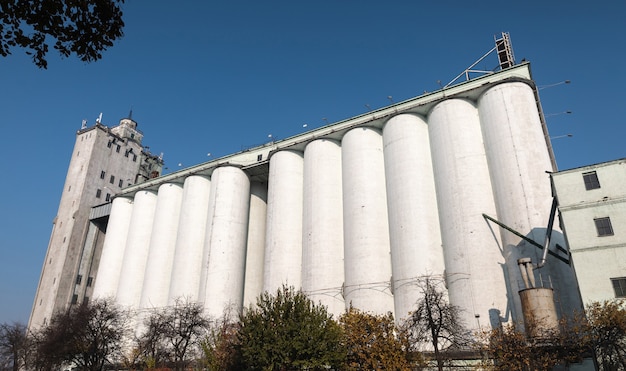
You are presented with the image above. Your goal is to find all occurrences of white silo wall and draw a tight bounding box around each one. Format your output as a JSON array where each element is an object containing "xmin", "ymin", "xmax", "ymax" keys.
[
  {"xmin": 201, "ymin": 166, "xmax": 251, "ymax": 318},
  {"xmin": 168, "ymin": 175, "xmax": 211, "ymax": 305},
  {"xmin": 383, "ymin": 114, "xmax": 444, "ymax": 321},
  {"xmin": 264, "ymin": 150, "xmax": 304, "ymax": 292},
  {"xmin": 115, "ymin": 190, "xmax": 158, "ymax": 308},
  {"xmin": 92, "ymin": 196, "xmax": 134, "ymax": 300},
  {"xmin": 302, "ymin": 139, "xmax": 345, "ymax": 317},
  {"xmin": 342, "ymin": 127, "xmax": 394, "ymax": 315},
  {"xmin": 428, "ymin": 99, "xmax": 507, "ymax": 331},
  {"xmin": 243, "ymin": 181, "xmax": 268, "ymax": 307},
  {"xmin": 478, "ymin": 82, "xmax": 581, "ymax": 319},
  {"xmin": 139, "ymin": 183, "xmax": 183, "ymax": 310}
]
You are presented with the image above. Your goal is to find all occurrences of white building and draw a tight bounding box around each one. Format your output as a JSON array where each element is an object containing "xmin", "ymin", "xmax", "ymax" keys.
[
  {"xmin": 29, "ymin": 116, "xmax": 163, "ymax": 329},
  {"xmin": 84, "ymin": 61, "xmax": 582, "ymax": 331},
  {"xmin": 552, "ymin": 159, "xmax": 626, "ymax": 304}
]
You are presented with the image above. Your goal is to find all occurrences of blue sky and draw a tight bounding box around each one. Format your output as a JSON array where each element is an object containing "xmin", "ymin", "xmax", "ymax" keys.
[{"xmin": 0, "ymin": 1, "xmax": 624, "ymax": 324}]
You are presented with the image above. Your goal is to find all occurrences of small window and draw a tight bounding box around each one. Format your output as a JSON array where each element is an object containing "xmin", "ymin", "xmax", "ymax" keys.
[
  {"xmin": 76, "ymin": 275, "xmax": 82, "ymax": 285},
  {"xmin": 110, "ymin": 175, "xmax": 115, "ymax": 184},
  {"xmin": 86, "ymin": 277, "xmax": 93, "ymax": 287},
  {"xmin": 71, "ymin": 294, "xmax": 78, "ymax": 304},
  {"xmin": 124, "ymin": 150, "xmax": 129, "ymax": 158},
  {"xmin": 133, "ymin": 154, "xmax": 137, "ymax": 162},
  {"xmin": 583, "ymin": 171, "xmax": 601, "ymax": 190},
  {"xmin": 100, "ymin": 170, "xmax": 106, "ymax": 179},
  {"xmin": 96, "ymin": 189, "xmax": 102, "ymax": 198},
  {"xmin": 107, "ymin": 141, "xmax": 112, "ymax": 148},
  {"xmin": 116, "ymin": 145, "xmax": 121, "ymax": 153},
  {"xmin": 257, "ymin": 154, "xmax": 263, "ymax": 161},
  {"xmin": 131, "ymin": 133, "xmax": 135, "ymax": 139},
  {"xmin": 67, "ymin": 185, "xmax": 71, "ymax": 192},
  {"xmin": 611, "ymin": 278, "xmax": 626, "ymax": 298},
  {"xmin": 118, "ymin": 179, "xmax": 123, "ymax": 187},
  {"xmin": 594, "ymin": 217, "xmax": 614, "ymax": 236},
  {"xmin": 105, "ymin": 193, "xmax": 111, "ymax": 202}
]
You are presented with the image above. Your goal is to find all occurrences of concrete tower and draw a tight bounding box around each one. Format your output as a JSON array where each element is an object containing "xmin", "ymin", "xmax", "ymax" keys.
[{"xmin": 29, "ymin": 115, "xmax": 163, "ymax": 329}]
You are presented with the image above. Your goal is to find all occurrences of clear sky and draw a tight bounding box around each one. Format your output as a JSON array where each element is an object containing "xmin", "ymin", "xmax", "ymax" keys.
[{"xmin": 0, "ymin": 1, "xmax": 624, "ymax": 325}]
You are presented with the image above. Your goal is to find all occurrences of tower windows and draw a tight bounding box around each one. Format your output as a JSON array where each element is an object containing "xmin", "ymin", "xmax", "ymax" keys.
[
  {"xmin": 583, "ymin": 171, "xmax": 600, "ymax": 190},
  {"xmin": 133, "ymin": 154, "xmax": 137, "ymax": 162},
  {"xmin": 124, "ymin": 150, "xmax": 129, "ymax": 158},
  {"xmin": 105, "ymin": 193, "xmax": 111, "ymax": 202},
  {"xmin": 76, "ymin": 275, "xmax": 82, "ymax": 285},
  {"xmin": 100, "ymin": 170, "xmax": 106, "ymax": 179},
  {"xmin": 110, "ymin": 175, "xmax": 115, "ymax": 184},
  {"xmin": 594, "ymin": 217, "xmax": 614, "ymax": 236},
  {"xmin": 116, "ymin": 145, "xmax": 121, "ymax": 153},
  {"xmin": 118, "ymin": 179, "xmax": 123, "ymax": 187},
  {"xmin": 612, "ymin": 278, "xmax": 626, "ymax": 298},
  {"xmin": 96, "ymin": 189, "xmax": 102, "ymax": 198},
  {"xmin": 107, "ymin": 141, "xmax": 112, "ymax": 148}
]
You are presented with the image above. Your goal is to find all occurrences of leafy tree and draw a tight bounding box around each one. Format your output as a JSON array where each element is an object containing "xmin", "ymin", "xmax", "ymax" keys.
[
  {"xmin": 34, "ymin": 299, "xmax": 128, "ymax": 371},
  {"xmin": 480, "ymin": 314, "xmax": 592, "ymax": 371},
  {"xmin": 0, "ymin": 0, "xmax": 125, "ymax": 68},
  {"xmin": 587, "ymin": 300, "xmax": 626, "ymax": 370},
  {"xmin": 0, "ymin": 322, "xmax": 30, "ymax": 371},
  {"xmin": 404, "ymin": 277, "xmax": 469, "ymax": 371},
  {"xmin": 138, "ymin": 299, "xmax": 210, "ymax": 371},
  {"xmin": 339, "ymin": 307, "xmax": 416, "ymax": 370},
  {"xmin": 237, "ymin": 285, "xmax": 345, "ymax": 370}
]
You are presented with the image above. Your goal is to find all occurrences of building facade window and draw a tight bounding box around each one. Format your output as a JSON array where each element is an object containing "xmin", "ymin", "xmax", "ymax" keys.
[
  {"xmin": 100, "ymin": 170, "xmax": 106, "ymax": 179},
  {"xmin": 76, "ymin": 275, "xmax": 82, "ymax": 285},
  {"xmin": 116, "ymin": 145, "xmax": 121, "ymax": 153},
  {"xmin": 612, "ymin": 277, "xmax": 626, "ymax": 298},
  {"xmin": 71, "ymin": 294, "xmax": 78, "ymax": 304},
  {"xmin": 110, "ymin": 175, "xmax": 115, "ymax": 184},
  {"xmin": 583, "ymin": 171, "xmax": 601, "ymax": 190},
  {"xmin": 118, "ymin": 179, "xmax": 123, "ymax": 187},
  {"xmin": 133, "ymin": 154, "xmax": 137, "ymax": 162},
  {"xmin": 96, "ymin": 189, "xmax": 102, "ymax": 198},
  {"xmin": 124, "ymin": 150, "xmax": 129, "ymax": 158},
  {"xmin": 594, "ymin": 217, "xmax": 614, "ymax": 236},
  {"xmin": 107, "ymin": 141, "xmax": 112, "ymax": 148},
  {"xmin": 87, "ymin": 277, "xmax": 93, "ymax": 287},
  {"xmin": 105, "ymin": 193, "xmax": 111, "ymax": 202}
]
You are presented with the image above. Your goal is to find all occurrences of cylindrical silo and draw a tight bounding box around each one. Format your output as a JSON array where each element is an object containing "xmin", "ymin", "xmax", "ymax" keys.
[
  {"xmin": 115, "ymin": 190, "xmax": 158, "ymax": 309},
  {"xmin": 168, "ymin": 175, "xmax": 211, "ymax": 305},
  {"xmin": 243, "ymin": 181, "xmax": 268, "ymax": 307},
  {"xmin": 383, "ymin": 114, "xmax": 444, "ymax": 321},
  {"xmin": 478, "ymin": 82, "xmax": 581, "ymax": 321},
  {"xmin": 302, "ymin": 139, "xmax": 345, "ymax": 317},
  {"xmin": 92, "ymin": 196, "xmax": 134, "ymax": 300},
  {"xmin": 200, "ymin": 166, "xmax": 251, "ymax": 318},
  {"xmin": 139, "ymin": 182, "xmax": 183, "ymax": 310},
  {"xmin": 428, "ymin": 99, "xmax": 507, "ymax": 330},
  {"xmin": 342, "ymin": 127, "xmax": 394, "ymax": 315},
  {"xmin": 264, "ymin": 150, "xmax": 304, "ymax": 292}
]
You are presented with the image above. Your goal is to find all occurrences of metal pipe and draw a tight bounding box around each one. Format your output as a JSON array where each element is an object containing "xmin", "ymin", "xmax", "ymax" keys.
[{"xmin": 537, "ymin": 197, "xmax": 558, "ymax": 268}]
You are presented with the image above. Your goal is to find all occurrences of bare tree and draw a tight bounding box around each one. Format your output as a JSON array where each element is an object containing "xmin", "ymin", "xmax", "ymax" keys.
[
  {"xmin": 0, "ymin": 322, "xmax": 30, "ymax": 371},
  {"xmin": 138, "ymin": 299, "xmax": 210, "ymax": 371},
  {"xmin": 34, "ymin": 299, "xmax": 128, "ymax": 371},
  {"xmin": 404, "ymin": 277, "xmax": 469, "ymax": 371}
]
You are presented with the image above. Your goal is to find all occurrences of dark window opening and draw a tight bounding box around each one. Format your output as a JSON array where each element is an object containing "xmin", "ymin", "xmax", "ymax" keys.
[
  {"xmin": 118, "ymin": 179, "xmax": 123, "ymax": 187},
  {"xmin": 87, "ymin": 277, "xmax": 93, "ymax": 287},
  {"xmin": 594, "ymin": 217, "xmax": 614, "ymax": 236},
  {"xmin": 96, "ymin": 189, "xmax": 102, "ymax": 198},
  {"xmin": 76, "ymin": 275, "xmax": 82, "ymax": 285},
  {"xmin": 107, "ymin": 141, "xmax": 112, "ymax": 148},
  {"xmin": 116, "ymin": 145, "xmax": 121, "ymax": 153},
  {"xmin": 612, "ymin": 278, "xmax": 626, "ymax": 298},
  {"xmin": 110, "ymin": 175, "xmax": 115, "ymax": 184},
  {"xmin": 71, "ymin": 294, "xmax": 78, "ymax": 304},
  {"xmin": 100, "ymin": 170, "xmax": 106, "ymax": 179},
  {"xmin": 583, "ymin": 171, "xmax": 601, "ymax": 190}
]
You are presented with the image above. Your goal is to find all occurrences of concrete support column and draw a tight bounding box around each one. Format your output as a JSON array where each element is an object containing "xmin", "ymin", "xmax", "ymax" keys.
[
  {"xmin": 92, "ymin": 196, "xmax": 134, "ymax": 300},
  {"xmin": 140, "ymin": 183, "xmax": 184, "ymax": 310},
  {"xmin": 243, "ymin": 181, "xmax": 268, "ymax": 307},
  {"xmin": 428, "ymin": 99, "xmax": 506, "ymax": 330},
  {"xmin": 302, "ymin": 139, "xmax": 345, "ymax": 317},
  {"xmin": 342, "ymin": 127, "xmax": 394, "ymax": 315},
  {"xmin": 383, "ymin": 114, "xmax": 443, "ymax": 321},
  {"xmin": 115, "ymin": 190, "xmax": 158, "ymax": 309},
  {"xmin": 200, "ymin": 167, "xmax": 251, "ymax": 318},
  {"xmin": 168, "ymin": 175, "xmax": 211, "ymax": 304},
  {"xmin": 264, "ymin": 150, "xmax": 304, "ymax": 292},
  {"xmin": 478, "ymin": 82, "xmax": 581, "ymax": 320}
]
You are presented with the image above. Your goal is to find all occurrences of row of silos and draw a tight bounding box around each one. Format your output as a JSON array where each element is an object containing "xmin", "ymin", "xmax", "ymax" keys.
[{"xmin": 93, "ymin": 81, "xmax": 577, "ymax": 329}]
